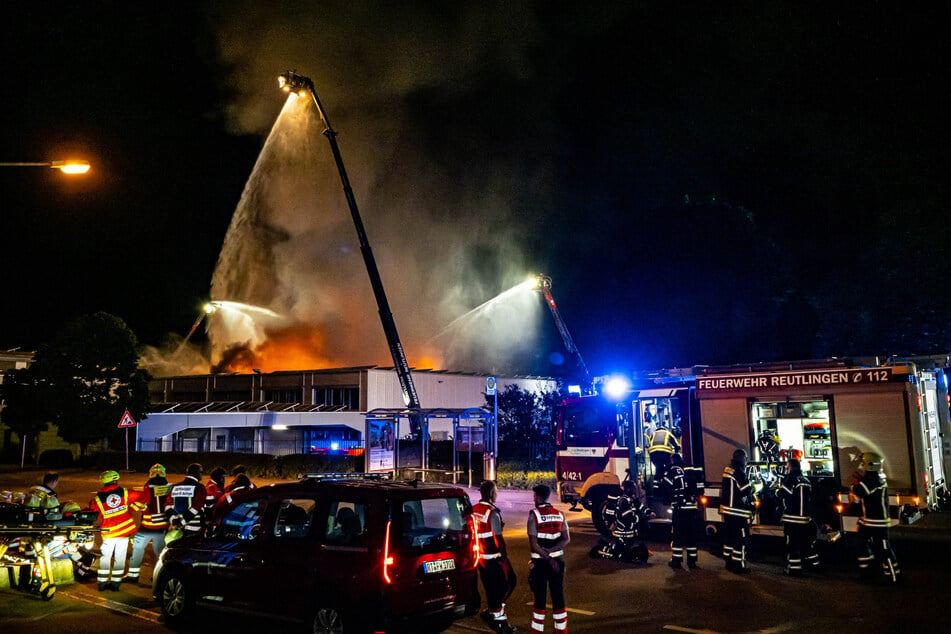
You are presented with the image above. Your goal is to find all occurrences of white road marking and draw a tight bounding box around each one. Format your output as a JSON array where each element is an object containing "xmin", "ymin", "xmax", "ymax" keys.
[
  {"xmin": 60, "ymin": 589, "xmax": 162, "ymax": 624},
  {"xmin": 524, "ymin": 603, "xmax": 596, "ymax": 616}
]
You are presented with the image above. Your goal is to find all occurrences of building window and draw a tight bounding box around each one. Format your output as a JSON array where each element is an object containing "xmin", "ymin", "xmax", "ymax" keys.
[
  {"xmin": 216, "ymin": 434, "xmax": 226, "ymax": 450},
  {"xmin": 263, "ymin": 388, "xmax": 303, "ymax": 403},
  {"xmin": 314, "ymin": 386, "xmax": 359, "ymax": 410}
]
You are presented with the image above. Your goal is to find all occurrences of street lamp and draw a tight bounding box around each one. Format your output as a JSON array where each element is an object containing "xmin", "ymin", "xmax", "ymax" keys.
[
  {"xmin": 0, "ymin": 159, "xmax": 91, "ymax": 175},
  {"xmin": 278, "ymin": 70, "xmax": 421, "ymax": 413}
]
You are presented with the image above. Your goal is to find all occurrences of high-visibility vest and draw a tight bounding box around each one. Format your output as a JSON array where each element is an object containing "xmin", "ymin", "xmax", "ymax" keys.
[
  {"xmin": 472, "ymin": 501, "xmax": 503, "ymax": 560},
  {"xmin": 92, "ymin": 486, "xmax": 145, "ymax": 539},
  {"xmin": 141, "ymin": 477, "xmax": 171, "ymax": 531},
  {"xmin": 530, "ymin": 504, "xmax": 566, "ymax": 558}
]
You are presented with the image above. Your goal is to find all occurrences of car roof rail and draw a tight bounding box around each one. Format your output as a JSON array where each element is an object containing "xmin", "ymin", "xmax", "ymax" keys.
[{"xmin": 298, "ymin": 472, "xmax": 392, "ymax": 482}]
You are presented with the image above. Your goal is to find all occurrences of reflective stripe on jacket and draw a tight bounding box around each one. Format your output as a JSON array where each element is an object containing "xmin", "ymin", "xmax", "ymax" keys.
[
  {"xmin": 719, "ymin": 466, "xmax": 753, "ymax": 519},
  {"xmin": 91, "ymin": 485, "xmax": 147, "ymax": 539},
  {"xmin": 780, "ymin": 474, "xmax": 812, "ymax": 524},
  {"xmin": 648, "ymin": 428, "xmax": 680, "ymax": 454},
  {"xmin": 141, "ymin": 477, "xmax": 171, "ymax": 530},
  {"xmin": 853, "ymin": 471, "xmax": 891, "ymax": 528}
]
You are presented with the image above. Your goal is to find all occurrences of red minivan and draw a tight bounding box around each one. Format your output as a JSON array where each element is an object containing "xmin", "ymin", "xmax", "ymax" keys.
[{"xmin": 153, "ymin": 475, "xmax": 480, "ymax": 633}]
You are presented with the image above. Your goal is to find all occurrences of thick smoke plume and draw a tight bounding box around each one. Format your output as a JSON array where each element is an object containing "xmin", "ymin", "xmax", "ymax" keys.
[{"xmin": 194, "ymin": 3, "xmax": 556, "ymax": 376}]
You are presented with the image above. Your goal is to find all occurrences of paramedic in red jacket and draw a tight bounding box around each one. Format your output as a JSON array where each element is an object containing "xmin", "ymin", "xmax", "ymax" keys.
[{"xmin": 89, "ymin": 470, "xmax": 148, "ymax": 591}]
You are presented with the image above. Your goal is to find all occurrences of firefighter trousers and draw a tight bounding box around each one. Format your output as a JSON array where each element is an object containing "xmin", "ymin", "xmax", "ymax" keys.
[
  {"xmin": 722, "ymin": 515, "xmax": 750, "ymax": 569},
  {"xmin": 670, "ymin": 507, "xmax": 699, "ymax": 565},
  {"xmin": 783, "ymin": 521, "xmax": 818, "ymax": 573},
  {"xmin": 857, "ymin": 524, "xmax": 900, "ymax": 581}
]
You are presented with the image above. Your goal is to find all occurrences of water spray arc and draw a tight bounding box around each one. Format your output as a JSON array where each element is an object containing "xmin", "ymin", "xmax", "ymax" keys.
[
  {"xmin": 278, "ymin": 70, "xmax": 420, "ymax": 412},
  {"xmin": 174, "ymin": 301, "xmax": 221, "ymax": 357}
]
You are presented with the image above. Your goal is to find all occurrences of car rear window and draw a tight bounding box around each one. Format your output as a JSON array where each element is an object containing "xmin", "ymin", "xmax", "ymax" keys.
[{"xmin": 398, "ymin": 496, "xmax": 469, "ymax": 553}]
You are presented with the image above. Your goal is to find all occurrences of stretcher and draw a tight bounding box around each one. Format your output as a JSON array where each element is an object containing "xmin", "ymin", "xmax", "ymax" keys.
[{"xmin": 1, "ymin": 504, "xmax": 99, "ymax": 601}]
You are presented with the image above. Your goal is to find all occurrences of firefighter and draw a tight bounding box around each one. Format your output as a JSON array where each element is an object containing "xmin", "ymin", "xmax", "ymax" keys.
[
  {"xmin": 165, "ymin": 463, "xmax": 207, "ymax": 536},
  {"xmin": 779, "ymin": 458, "xmax": 819, "ymax": 576},
  {"xmin": 664, "ymin": 453, "xmax": 702, "ymax": 569},
  {"xmin": 89, "ymin": 470, "xmax": 148, "ymax": 591},
  {"xmin": 472, "ymin": 480, "xmax": 517, "ymax": 634},
  {"xmin": 647, "ymin": 423, "xmax": 681, "ymax": 491},
  {"xmin": 719, "ymin": 449, "xmax": 753, "ymax": 574},
  {"xmin": 852, "ymin": 452, "xmax": 900, "ymax": 583},
  {"xmin": 205, "ymin": 467, "xmax": 227, "ymax": 515},
  {"xmin": 127, "ymin": 463, "xmax": 171, "ymax": 584},
  {"xmin": 614, "ymin": 479, "xmax": 650, "ymax": 563},
  {"xmin": 527, "ymin": 484, "xmax": 570, "ymax": 633}
]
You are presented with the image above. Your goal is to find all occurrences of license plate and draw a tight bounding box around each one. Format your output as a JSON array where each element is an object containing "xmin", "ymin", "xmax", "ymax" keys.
[{"xmin": 423, "ymin": 558, "xmax": 456, "ymax": 573}]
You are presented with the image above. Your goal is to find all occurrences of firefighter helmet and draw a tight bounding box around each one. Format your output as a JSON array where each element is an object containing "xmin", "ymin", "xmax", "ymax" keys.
[
  {"xmin": 862, "ymin": 452, "xmax": 884, "ymax": 471},
  {"xmin": 100, "ymin": 470, "xmax": 120, "ymax": 484},
  {"xmin": 62, "ymin": 501, "xmax": 81, "ymax": 514},
  {"xmin": 149, "ymin": 463, "xmax": 167, "ymax": 478}
]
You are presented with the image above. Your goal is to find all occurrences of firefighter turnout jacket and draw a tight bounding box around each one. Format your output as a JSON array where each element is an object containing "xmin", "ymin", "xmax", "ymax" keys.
[
  {"xmin": 647, "ymin": 427, "xmax": 681, "ymax": 454},
  {"xmin": 141, "ymin": 475, "xmax": 172, "ymax": 531},
  {"xmin": 529, "ymin": 503, "xmax": 567, "ymax": 558},
  {"xmin": 779, "ymin": 473, "xmax": 813, "ymax": 524},
  {"xmin": 90, "ymin": 485, "xmax": 148, "ymax": 539},
  {"xmin": 612, "ymin": 493, "xmax": 641, "ymax": 540},
  {"xmin": 165, "ymin": 475, "xmax": 208, "ymax": 534},
  {"xmin": 472, "ymin": 500, "xmax": 504, "ymax": 560},
  {"xmin": 853, "ymin": 470, "xmax": 890, "ymax": 528},
  {"xmin": 719, "ymin": 466, "xmax": 753, "ymax": 519},
  {"xmin": 663, "ymin": 465, "xmax": 702, "ymax": 509}
]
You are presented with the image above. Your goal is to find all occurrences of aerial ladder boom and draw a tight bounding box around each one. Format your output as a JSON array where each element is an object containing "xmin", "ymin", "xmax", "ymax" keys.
[
  {"xmin": 279, "ymin": 70, "xmax": 420, "ymax": 416},
  {"xmin": 534, "ymin": 275, "xmax": 590, "ymax": 386}
]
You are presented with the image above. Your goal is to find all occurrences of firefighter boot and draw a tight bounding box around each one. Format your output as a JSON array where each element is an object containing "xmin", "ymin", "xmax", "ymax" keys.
[{"xmin": 493, "ymin": 620, "xmax": 517, "ymax": 634}]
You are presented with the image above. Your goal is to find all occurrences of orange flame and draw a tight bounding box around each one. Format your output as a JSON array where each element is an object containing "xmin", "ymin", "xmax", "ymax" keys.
[{"xmin": 213, "ymin": 322, "xmax": 445, "ymax": 373}]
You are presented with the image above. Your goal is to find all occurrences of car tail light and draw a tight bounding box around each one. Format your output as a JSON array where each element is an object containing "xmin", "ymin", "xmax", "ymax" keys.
[
  {"xmin": 469, "ymin": 515, "xmax": 481, "ymax": 568},
  {"xmin": 382, "ymin": 519, "xmax": 395, "ymax": 584},
  {"xmin": 699, "ymin": 495, "xmax": 708, "ymax": 506}
]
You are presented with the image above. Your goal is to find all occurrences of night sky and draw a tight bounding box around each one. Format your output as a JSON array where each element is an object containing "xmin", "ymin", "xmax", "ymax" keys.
[{"xmin": 2, "ymin": 3, "xmax": 948, "ymax": 380}]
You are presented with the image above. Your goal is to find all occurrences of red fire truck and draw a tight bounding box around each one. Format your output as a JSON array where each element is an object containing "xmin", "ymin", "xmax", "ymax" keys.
[{"xmin": 555, "ymin": 357, "xmax": 950, "ymax": 538}]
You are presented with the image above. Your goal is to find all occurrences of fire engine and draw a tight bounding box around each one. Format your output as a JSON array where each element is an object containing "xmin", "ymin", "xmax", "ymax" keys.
[{"xmin": 555, "ymin": 356, "xmax": 950, "ymax": 539}]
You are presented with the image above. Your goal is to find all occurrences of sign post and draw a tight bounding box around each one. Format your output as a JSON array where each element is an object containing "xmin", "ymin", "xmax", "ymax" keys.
[
  {"xmin": 485, "ymin": 377, "xmax": 498, "ymax": 481},
  {"xmin": 117, "ymin": 410, "xmax": 137, "ymax": 471}
]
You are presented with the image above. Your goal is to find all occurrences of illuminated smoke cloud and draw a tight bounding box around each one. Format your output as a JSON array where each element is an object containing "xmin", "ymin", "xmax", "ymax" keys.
[{"xmin": 198, "ymin": 3, "xmax": 553, "ymax": 375}]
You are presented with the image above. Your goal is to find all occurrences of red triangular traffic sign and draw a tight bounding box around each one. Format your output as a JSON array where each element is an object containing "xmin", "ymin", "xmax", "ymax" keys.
[{"xmin": 117, "ymin": 410, "xmax": 137, "ymax": 428}]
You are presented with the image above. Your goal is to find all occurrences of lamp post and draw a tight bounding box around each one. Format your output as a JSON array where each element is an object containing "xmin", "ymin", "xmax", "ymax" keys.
[
  {"xmin": 0, "ymin": 159, "xmax": 91, "ymax": 174},
  {"xmin": 278, "ymin": 70, "xmax": 421, "ymax": 413}
]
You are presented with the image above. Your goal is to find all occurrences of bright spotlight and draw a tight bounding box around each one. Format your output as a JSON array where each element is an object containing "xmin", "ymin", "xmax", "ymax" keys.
[
  {"xmin": 51, "ymin": 160, "xmax": 91, "ymax": 175},
  {"xmin": 603, "ymin": 375, "xmax": 632, "ymax": 400}
]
